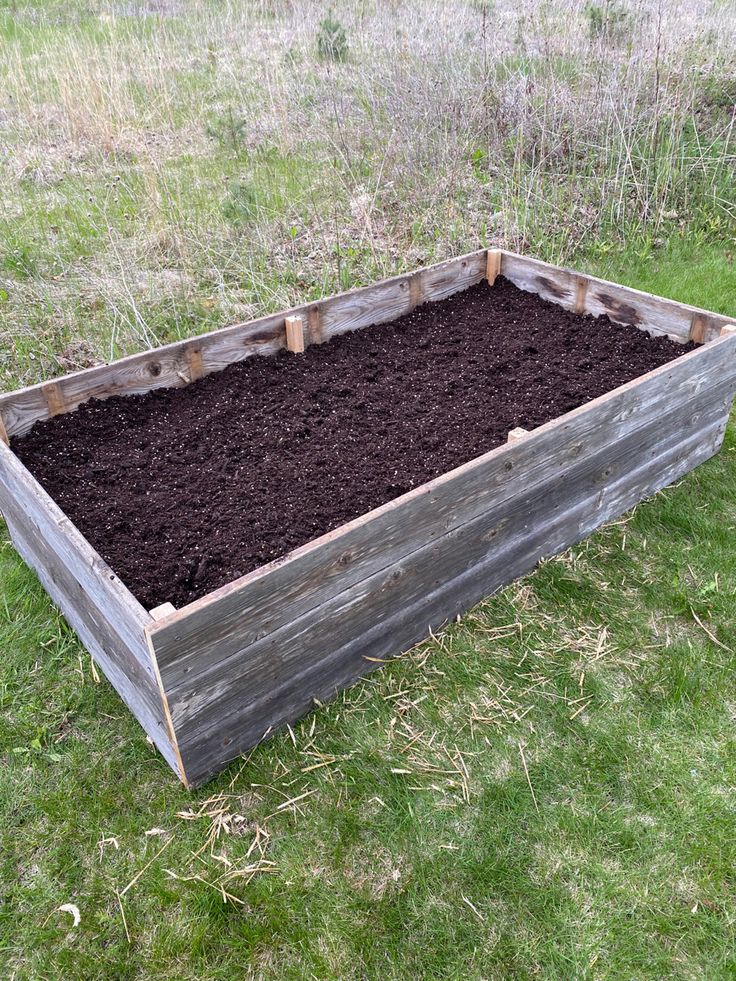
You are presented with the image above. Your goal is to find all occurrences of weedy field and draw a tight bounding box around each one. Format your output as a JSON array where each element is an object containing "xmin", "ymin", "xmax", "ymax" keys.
[{"xmin": 1, "ymin": 1, "xmax": 735, "ymax": 978}]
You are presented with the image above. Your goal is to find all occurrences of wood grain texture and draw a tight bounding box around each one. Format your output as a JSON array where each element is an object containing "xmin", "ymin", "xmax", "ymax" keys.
[
  {"xmin": 486, "ymin": 249, "xmax": 502, "ymax": 285},
  {"xmin": 307, "ymin": 304, "xmax": 323, "ymax": 345},
  {"xmin": 318, "ymin": 252, "xmax": 487, "ymax": 341},
  {"xmin": 148, "ymin": 331, "xmax": 736, "ymax": 786},
  {"xmin": 409, "ymin": 272, "xmax": 423, "ymax": 309},
  {"xmin": 161, "ymin": 412, "xmax": 730, "ymax": 787},
  {"xmin": 42, "ymin": 382, "xmax": 65, "ymax": 417},
  {"xmin": 0, "ymin": 251, "xmax": 486, "ymax": 438},
  {"xmin": 501, "ymin": 251, "xmax": 732, "ymax": 342},
  {"xmin": 185, "ymin": 345, "xmax": 204, "ymax": 383},
  {"xmin": 284, "ymin": 315, "xmax": 305, "ymax": 354},
  {"xmin": 3, "ymin": 506, "xmax": 179, "ymax": 774},
  {"xmin": 0, "ymin": 317, "xmax": 286, "ymax": 439},
  {"xmin": 0, "ymin": 440, "xmax": 178, "ymax": 770},
  {"xmin": 149, "ymin": 333, "xmax": 736, "ymax": 685}
]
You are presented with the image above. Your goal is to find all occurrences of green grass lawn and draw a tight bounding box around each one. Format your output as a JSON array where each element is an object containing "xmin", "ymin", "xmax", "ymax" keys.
[{"xmin": 1, "ymin": 244, "xmax": 735, "ymax": 979}]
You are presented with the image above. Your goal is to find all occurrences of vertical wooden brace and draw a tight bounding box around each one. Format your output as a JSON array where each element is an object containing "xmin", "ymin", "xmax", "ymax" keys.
[
  {"xmin": 186, "ymin": 346, "xmax": 204, "ymax": 383},
  {"xmin": 0, "ymin": 414, "xmax": 7, "ymax": 446},
  {"xmin": 507, "ymin": 427, "xmax": 529, "ymax": 443},
  {"xmin": 285, "ymin": 315, "xmax": 305, "ymax": 354},
  {"xmin": 575, "ymin": 277, "xmax": 589, "ymax": 315},
  {"xmin": 720, "ymin": 324, "xmax": 736, "ymax": 338},
  {"xmin": 690, "ymin": 313, "xmax": 709, "ymax": 344},
  {"xmin": 308, "ymin": 305, "xmax": 323, "ymax": 345},
  {"xmin": 42, "ymin": 381, "xmax": 65, "ymax": 418},
  {"xmin": 486, "ymin": 249, "xmax": 502, "ymax": 285},
  {"xmin": 149, "ymin": 602, "xmax": 176, "ymax": 620},
  {"xmin": 409, "ymin": 272, "xmax": 423, "ymax": 310}
]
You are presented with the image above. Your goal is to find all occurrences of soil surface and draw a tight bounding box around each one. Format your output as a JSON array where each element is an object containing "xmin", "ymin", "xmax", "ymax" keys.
[{"xmin": 13, "ymin": 278, "xmax": 694, "ymax": 610}]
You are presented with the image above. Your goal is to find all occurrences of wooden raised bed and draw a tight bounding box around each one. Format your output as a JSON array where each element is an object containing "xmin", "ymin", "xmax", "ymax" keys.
[{"xmin": 1, "ymin": 250, "xmax": 735, "ymax": 787}]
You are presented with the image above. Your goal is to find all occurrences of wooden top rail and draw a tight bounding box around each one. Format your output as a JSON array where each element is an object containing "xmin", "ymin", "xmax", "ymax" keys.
[
  {"xmin": 0, "ymin": 251, "xmax": 488, "ymax": 438},
  {"xmin": 499, "ymin": 252, "xmax": 733, "ymax": 344},
  {"xmin": 1, "ymin": 249, "xmax": 731, "ymax": 443}
]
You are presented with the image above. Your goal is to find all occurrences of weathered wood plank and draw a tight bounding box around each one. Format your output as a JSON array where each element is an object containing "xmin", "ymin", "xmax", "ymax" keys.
[
  {"xmin": 0, "ymin": 318, "xmax": 286, "ymax": 439},
  {"xmin": 0, "ymin": 441, "xmax": 151, "ymax": 657},
  {"xmin": 0, "ymin": 251, "xmax": 487, "ymax": 438},
  {"xmin": 154, "ymin": 382, "xmax": 732, "ymax": 707},
  {"xmin": 3, "ymin": 248, "xmax": 725, "ymax": 441},
  {"xmin": 418, "ymin": 250, "xmax": 487, "ymax": 304},
  {"xmin": 284, "ymin": 315, "xmax": 305, "ymax": 354},
  {"xmin": 501, "ymin": 251, "xmax": 733, "ymax": 342},
  {"xmin": 0, "ymin": 440, "xmax": 180, "ymax": 768},
  {"xmin": 148, "ymin": 333, "xmax": 736, "ymax": 685},
  {"xmin": 3, "ymin": 510, "xmax": 179, "ymax": 774},
  {"xmin": 168, "ymin": 415, "xmax": 728, "ymax": 787}
]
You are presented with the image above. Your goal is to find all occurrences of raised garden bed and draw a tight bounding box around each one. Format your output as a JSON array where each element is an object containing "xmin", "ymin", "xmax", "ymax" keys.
[{"xmin": 1, "ymin": 250, "xmax": 735, "ymax": 787}]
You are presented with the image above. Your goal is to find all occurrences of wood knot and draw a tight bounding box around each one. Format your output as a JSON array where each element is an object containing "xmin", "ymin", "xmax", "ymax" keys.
[
  {"xmin": 595, "ymin": 292, "xmax": 640, "ymax": 326},
  {"xmin": 536, "ymin": 276, "xmax": 567, "ymax": 300}
]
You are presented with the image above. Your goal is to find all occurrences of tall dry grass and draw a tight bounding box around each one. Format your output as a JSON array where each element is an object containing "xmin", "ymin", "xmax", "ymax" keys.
[{"xmin": 0, "ymin": 0, "xmax": 734, "ymax": 382}]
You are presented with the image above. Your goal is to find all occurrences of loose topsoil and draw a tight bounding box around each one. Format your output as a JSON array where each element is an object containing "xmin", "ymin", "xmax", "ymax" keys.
[{"xmin": 13, "ymin": 277, "xmax": 694, "ymax": 610}]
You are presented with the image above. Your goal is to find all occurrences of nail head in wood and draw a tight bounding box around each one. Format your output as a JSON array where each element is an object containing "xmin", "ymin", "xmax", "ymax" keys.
[
  {"xmin": 507, "ymin": 427, "xmax": 529, "ymax": 443},
  {"xmin": 149, "ymin": 602, "xmax": 176, "ymax": 621},
  {"xmin": 486, "ymin": 249, "xmax": 502, "ymax": 286},
  {"xmin": 285, "ymin": 315, "xmax": 305, "ymax": 354}
]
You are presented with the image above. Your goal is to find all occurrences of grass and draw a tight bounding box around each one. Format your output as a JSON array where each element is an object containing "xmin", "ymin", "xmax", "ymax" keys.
[
  {"xmin": 1, "ymin": 0, "xmax": 736, "ymax": 977},
  {"xmin": 2, "ymin": 248, "xmax": 736, "ymax": 979}
]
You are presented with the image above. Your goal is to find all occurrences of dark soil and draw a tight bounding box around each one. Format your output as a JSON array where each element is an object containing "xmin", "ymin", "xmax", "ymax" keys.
[{"xmin": 12, "ymin": 277, "xmax": 694, "ymax": 610}]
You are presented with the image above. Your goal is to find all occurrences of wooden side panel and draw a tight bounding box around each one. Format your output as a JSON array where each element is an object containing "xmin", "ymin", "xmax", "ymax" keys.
[
  {"xmin": 4, "ymin": 513, "xmax": 180, "ymax": 775},
  {"xmin": 148, "ymin": 336, "xmax": 735, "ymax": 685},
  {"xmin": 318, "ymin": 251, "xmax": 487, "ymax": 341},
  {"xmin": 0, "ymin": 442, "xmax": 178, "ymax": 774},
  {"xmin": 0, "ymin": 319, "xmax": 285, "ymax": 439},
  {"xmin": 501, "ymin": 252, "xmax": 733, "ymax": 342},
  {"xmin": 3, "ymin": 247, "xmax": 728, "ymax": 440},
  {"xmin": 168, "ymin": 420, "xmax": 725, "ymax": 788},
  {"xmin": 149, "ymin": 334, "xmax": 736, "ymax": 787},
  {"xmin": 0, "ymin": 251, "xmax": 487, "ymax": 439}
]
